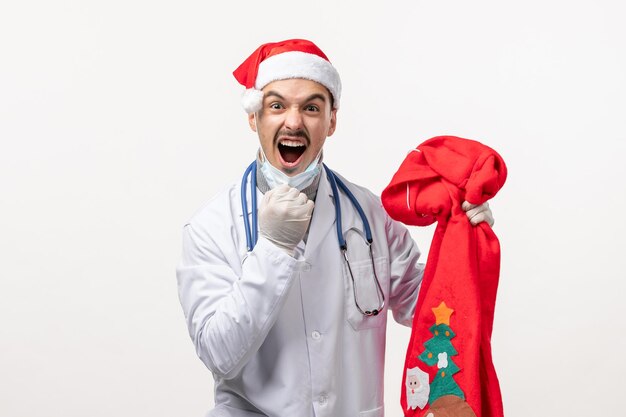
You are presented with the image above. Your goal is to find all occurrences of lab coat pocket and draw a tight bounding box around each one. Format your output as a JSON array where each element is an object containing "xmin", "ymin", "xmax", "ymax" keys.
[
  {"xmin": 359, "ymin": 405, "xmax": 384, "ymax": 417},
  {"xmin": 343, "ymin": 255, "xmax": 389, "ymax": 331}
]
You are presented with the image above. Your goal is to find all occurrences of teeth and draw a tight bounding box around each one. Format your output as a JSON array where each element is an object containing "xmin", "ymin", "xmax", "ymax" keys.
[{"xmin": 280, "ymin": 140, "xmax": 305, "ymax": 147}]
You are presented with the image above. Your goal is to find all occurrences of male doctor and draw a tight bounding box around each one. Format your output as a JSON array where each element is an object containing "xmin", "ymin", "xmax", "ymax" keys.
[{"xmin": 176, "ymin": 39, "xmax": 493, "ymax": 417}]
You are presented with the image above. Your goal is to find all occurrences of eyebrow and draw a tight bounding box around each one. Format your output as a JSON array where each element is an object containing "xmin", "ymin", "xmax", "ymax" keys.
[
  {"xmin": 264, "ymin": 91, "xmax": 328, "ymax": 103},
  {"xmin": 264, "ymin": 91, "xmax": 285, "ymax": 101},
  {"xmin": 304, "ymin": 93, "xmax": 327, "ymax": 103}
]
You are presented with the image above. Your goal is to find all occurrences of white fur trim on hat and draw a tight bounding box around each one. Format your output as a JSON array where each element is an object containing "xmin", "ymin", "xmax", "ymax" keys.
[
  {"xmin": 241, "ymin": 88, "xmax": 264, "ymax": 113},
  {"xmin": 255, "ymin": 51, "xmax": 341, "ymax": 109}
]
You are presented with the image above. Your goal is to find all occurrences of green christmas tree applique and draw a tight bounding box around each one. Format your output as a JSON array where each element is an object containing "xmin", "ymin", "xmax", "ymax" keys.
[{"xmin": 418, "ymin": 301, "xmax": 465, "ymax": 404}]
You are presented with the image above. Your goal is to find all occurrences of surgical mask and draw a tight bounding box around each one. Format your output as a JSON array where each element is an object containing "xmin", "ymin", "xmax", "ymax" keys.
[{"xmin": 259, "ymin": 147, "xmax": 322, "ymax": 191}]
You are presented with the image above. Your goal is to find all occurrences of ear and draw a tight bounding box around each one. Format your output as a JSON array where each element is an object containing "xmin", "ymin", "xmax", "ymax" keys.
[
  {"xmin": 248, "ymin": 112, "xmax": 257, "ymax": 132},
  {"xmin": 327, "ymin": 109, "xmax": 338, "ymax": 137}
]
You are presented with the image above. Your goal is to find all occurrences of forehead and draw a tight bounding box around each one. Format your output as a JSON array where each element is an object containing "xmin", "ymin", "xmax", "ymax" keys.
[{"xmin": 262, "ymin": 78, "xmax": 332, "ymax": 102}]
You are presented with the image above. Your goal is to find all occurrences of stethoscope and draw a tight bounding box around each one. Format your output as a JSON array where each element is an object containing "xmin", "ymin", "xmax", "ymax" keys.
[{"xmin": 241, "ymin": 161, "xmax": 386, "ymax": 316}]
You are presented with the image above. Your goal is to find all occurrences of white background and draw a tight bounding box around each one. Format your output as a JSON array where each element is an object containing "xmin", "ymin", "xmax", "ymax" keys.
[{"xmin": 1, "ymin": 1, "xmax": 625, "ymax": 416}]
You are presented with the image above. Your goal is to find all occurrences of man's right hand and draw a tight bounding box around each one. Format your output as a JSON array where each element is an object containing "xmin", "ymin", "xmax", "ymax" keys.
[{"xmin": 258, "ymin": 184, "xmax": 314, "ymax": 256}]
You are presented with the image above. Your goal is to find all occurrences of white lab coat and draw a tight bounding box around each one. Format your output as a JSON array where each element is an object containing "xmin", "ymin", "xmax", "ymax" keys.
[{"xmin": 177, "ymin": 168, "xmax": 424, "ymax": 417}]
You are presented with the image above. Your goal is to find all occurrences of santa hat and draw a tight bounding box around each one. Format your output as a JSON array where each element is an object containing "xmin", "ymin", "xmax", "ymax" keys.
[{"xmin": 233, "ymin": 39, "xmax": 342, "ymax": 113}]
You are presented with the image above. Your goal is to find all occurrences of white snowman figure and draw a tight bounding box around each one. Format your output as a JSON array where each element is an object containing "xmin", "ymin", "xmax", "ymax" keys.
[{"xmin": 406, "ymin": 366, "xmax": 430, "ymax": 410}]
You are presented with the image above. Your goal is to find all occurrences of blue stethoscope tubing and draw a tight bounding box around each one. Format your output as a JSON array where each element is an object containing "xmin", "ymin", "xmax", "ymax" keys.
[
  {"xmin": 241, "ymin": 161, "xmax": 259, "ymax": 251},
  {"xmin": 241, "ymin": 161, "xmax": 372, "ymax": 252},
  {"xmin": 241, "ymin": 161, "xmax": 385, "ymax": 316}
]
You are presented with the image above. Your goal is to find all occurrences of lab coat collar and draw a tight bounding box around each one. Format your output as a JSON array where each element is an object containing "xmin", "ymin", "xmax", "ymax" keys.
[{"xmin": 304, "ymin": 169, "xmax": 336, "ymax": 258}]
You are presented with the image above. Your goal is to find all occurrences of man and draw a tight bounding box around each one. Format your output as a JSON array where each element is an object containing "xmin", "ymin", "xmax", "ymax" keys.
[{"xmin": 176, "ymin": 39, "xmax": 493, "ymax": 417}]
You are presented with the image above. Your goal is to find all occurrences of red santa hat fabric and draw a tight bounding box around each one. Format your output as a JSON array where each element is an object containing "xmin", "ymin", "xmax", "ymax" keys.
[
  {"xmin": 233, "ymin": 39, "xmax": 342, "ymax": 113},
  {"xmin": 382, "ymin": 136, "xmax": 507, "ymax": 417}
]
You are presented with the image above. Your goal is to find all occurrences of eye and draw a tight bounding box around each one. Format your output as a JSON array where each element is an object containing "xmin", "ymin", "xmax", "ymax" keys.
[
  {"xmin": 304, "ymin": 104, "xmax": 320, "ymax": 112},
  {"xmin": 269, "ymin": 102, "xmax": 284, "ymax": 110}
]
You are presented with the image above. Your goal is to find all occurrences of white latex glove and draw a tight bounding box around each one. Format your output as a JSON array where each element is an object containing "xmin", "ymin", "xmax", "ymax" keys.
[
  {"xmin": 259, "ymin": 184, "xmax": 314, "ymax": 256},
  {"xmin": 462, "ymin": 201, "xmax": 495, "ymax": 227}
]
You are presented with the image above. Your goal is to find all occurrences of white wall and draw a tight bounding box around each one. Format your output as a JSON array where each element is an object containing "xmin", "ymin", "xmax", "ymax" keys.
[{"xmin": 1, "ymin": 1, "xmax": 624, "ymax": 416}]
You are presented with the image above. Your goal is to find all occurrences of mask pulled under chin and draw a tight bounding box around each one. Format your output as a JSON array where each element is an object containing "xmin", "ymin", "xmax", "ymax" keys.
[{"xmin": 259, "ymin": 148, "xmax": 322, "ymax": 191}]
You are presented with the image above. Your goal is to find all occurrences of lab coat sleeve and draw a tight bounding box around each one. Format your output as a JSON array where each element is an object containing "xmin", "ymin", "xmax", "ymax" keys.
[
  {"xmin": 176, "ymin": 223, "xmax": 303, "ymax": 379},
  {"xmin": 385, "ymin": 212, "xmax": 424, "ymax": 327}
]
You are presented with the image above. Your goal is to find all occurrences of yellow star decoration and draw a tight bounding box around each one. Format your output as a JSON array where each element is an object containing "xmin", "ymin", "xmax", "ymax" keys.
[{"xmin": 432, "ymin": 301, "xmax": 454, "ymax": 325}]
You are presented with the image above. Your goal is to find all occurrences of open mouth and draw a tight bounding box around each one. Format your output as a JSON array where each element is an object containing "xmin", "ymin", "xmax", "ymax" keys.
[{"xmin": 278, "ymin": 139, "xmax": 307, "ymax": 165}]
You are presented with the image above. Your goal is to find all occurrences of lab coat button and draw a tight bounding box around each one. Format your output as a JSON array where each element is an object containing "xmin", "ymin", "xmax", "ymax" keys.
[
  {"xmin": 318, "ymin": 394, "xmax": 328, "ymax": 404},
  {"xmin": 311, "ymin": 331, "xmax": 321, "ymax": 340}
]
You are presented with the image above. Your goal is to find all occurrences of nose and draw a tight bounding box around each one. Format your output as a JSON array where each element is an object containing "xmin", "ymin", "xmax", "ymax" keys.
[{"xmin": 284, "ymin": 107, "xmax": 303, "ymax": 131}]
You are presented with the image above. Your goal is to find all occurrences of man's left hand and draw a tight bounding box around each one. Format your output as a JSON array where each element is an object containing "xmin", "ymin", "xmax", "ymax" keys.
[{"xmin": 462, "ymin": 201, "xmax": 494, "ymax": 227}]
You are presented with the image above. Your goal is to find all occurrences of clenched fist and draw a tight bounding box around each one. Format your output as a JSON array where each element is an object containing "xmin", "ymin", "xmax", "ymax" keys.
[{"xmin": 259, "ymin": 184, "xmax": 314, "ymax": 256}]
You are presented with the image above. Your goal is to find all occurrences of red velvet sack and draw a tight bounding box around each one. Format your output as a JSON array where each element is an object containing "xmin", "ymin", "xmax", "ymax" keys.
[{"xmin": 381, "ymin": 136, "xmax": 507, "ymax": 417}]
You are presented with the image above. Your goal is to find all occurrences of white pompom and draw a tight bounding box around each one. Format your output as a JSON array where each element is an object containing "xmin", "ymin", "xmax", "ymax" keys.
[{"xmin": 241, "ymin": 88, "xmax": 264, "ymax": 113}]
